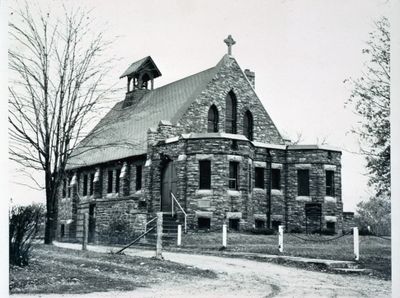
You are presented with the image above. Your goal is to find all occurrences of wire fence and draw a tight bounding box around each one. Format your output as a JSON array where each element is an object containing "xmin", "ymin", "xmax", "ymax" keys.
[
  {"xmin": 370, "ymin": 235, "xmax": 391, "ymax": 241},
  {"xmin": 286, "ymin": 232, "xmax": 351, "ymax": 243}
]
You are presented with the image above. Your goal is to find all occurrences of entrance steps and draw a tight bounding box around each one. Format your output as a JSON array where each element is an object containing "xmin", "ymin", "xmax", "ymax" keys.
[{"xmin": 135, "ymin": 213, "xmax": 181, "ymax": 247}]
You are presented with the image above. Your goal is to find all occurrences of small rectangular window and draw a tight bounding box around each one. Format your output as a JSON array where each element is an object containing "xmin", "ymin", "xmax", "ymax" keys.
[
  {"xmin": 271, "ymin": 169, "xmax": 281, "ymax": 190},
  {"xmin": 83, "ymin": 174, "xmax": 88, "ymax": 196},
  {"xmin": 326, "ymin": 170, "xmax": 335, "ymax": 196},
  {"xmin": 272, "ymin": 220, "xmax": 281, "ymax": 231},
  {"xmin": 199, "ymin": 160, "xmax": 211, "ymax": 189},
  {"xmin": 297, "ymin": 169, "xmax": 310, "ymax": 196},
  {"xmin": 229, "ymin": 162, "xmax": 239, "ymax": 190},
  {"xmin": 116, "ymin": 169, "xmax": 121, "ymax": 193},
  {"xmin": 60, "ymin": 224, "xmax": 65, "ymax": 238},
  {"xmin": 136, "ymin": 165, "xmax": 142, "ymax": 191},
  {"xmin": 327, "ymin": 222, "xmax": 335, "ymax": 233},
  {"xmin": 255, "ymin": 219, "xmax": 265, "ymax": 229},
  {"xmin": 89, "ymin": 173, "xmax": 94, "ymax": 195},
  {"xmin": 198, "ymin": 217, "xmax": 210, "ymax": 230},
  {"xmin": 229, "ymin": 218, "xmax": 240, "ymax": 231},
  {"xmin": 107, "ymin": 170, "xmax": 113, "ymax": 193},
  {"xmin": 254, "ymin": 167, "xmax": 264, "ymax": 189}
]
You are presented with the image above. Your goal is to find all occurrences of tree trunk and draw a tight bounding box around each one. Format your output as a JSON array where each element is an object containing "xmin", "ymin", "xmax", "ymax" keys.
[
  {"xmin": 44, "ymin": 200, "xmax": 53, "ymax": 244},
  {"xmin": 44, "ymin": 173, "xmax": 59, "ymax": 244}
]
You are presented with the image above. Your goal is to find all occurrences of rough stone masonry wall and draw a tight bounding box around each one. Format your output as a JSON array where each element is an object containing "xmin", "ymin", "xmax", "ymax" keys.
[
  {"xmin": 178, "ymin": 56, "xmax": 284, "ymax": 145},
  {"xmin": 342, "ymin": 212, "xmax": 355, "ymax": 233},
  {"xmin": 247, "ymin": 148, "xmax": 287, "ymax": 229},
  {"xmin": 57, "ymin": 156, "xmax": 148, "ymax": 244},
  {"xmin": 146, "ymin": 140, "xmax": 187, "ymax": 215},
  {"xmin": 183, "ymin": 138, "xmax": 253, "ymax": 230},
  {"xmin": 57, "ymin": 185, "xmax": 74, "ymax": 241},
  {"xmin": 285, "ymin": 149, "xmax": 343, "ymax": 233},
  {"xmin": 150, "ymin": 136, "xmax": 290, "ymax": 231},
  {"xmin": 91, "ymin": 199, "xmax": 147, "ymax": 245}
]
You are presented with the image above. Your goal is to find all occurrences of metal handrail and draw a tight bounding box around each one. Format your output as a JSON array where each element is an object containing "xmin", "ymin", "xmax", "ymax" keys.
[
  {"xmin": 115, "ymin": 226, "xmax": 156, "ymax": 254},
  {"xmin": 171, "ymin": 192, "xmax": 187, "ymax": 233},
  {"xmin": 144, "ymin": 216, "xmax": 157, "ymax": 234}
]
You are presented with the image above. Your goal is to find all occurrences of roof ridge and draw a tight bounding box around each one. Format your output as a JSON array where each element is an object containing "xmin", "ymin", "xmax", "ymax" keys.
[
  {"xmin": 154, "ymin": 54, "xmax": 228, "ymax": 91},
  {"xmin": 154, "ymin": 66, "xmax": 215, "ymax": 91}
]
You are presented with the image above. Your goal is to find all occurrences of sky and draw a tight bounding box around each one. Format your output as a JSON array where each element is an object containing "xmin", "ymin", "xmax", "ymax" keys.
[{"xmin": 6, "ymin": 0, "xmax": 392, "ymax": 212}]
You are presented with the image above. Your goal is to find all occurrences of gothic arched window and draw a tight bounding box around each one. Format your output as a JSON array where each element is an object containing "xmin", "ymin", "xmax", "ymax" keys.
[
  {"xmin": 207, "ymin": 105, "xmax": 219, "ymax": 132},
  {"xmin": 243, "ymin": 110, "xmax": 253, "ymax": 141},
  {"xmin": 225, "ymin": 91, "xmax": 237, "ymax": 134}
]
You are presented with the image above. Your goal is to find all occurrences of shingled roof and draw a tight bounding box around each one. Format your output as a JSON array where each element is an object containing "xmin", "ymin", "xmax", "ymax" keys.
[
  {"xmin": 66, "ymin": 55, "xmax": 228, "ymax": 169},
  {"xmin": 119, "ymin": 56, "xmax": 162, "ymax": 79}
]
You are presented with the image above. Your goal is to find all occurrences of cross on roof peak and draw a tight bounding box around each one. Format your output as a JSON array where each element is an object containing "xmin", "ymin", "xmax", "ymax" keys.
[{"xmin": 224, "ymin": 35, "xmax": 236, "ymax": 55}]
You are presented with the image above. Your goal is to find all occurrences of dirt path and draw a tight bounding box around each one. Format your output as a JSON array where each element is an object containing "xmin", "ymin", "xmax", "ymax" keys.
[{"xmin": 13, "ymin": 243, "xmax": 391, "ymax": 298}]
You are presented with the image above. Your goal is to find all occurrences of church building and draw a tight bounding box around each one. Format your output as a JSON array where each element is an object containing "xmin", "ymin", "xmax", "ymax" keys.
[{"xmin": 58, "ymin": 36, "xmax": 345, "ymax": 243}]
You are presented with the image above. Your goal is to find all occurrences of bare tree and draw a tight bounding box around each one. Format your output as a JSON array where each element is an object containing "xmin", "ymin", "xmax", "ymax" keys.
[
  {"xmin": 284, "ymin": 131, "xmax": 304, "ymax": 145},
  {"xmin": 315, "ymin": 135, "xmax": 329, "ymax": 146},
  {"xmin": 8, "ymin": 3, "xmax": 115, "ymax": 244}
]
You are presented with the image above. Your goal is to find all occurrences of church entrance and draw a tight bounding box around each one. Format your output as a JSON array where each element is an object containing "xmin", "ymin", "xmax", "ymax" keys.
[{"xmin": 161, "ymin": 159, "xmax": 177, "ymax": 212}]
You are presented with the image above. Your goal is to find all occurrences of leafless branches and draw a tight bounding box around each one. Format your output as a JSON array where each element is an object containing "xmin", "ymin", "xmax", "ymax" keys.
[{"xmin": 8, "ymin": 2, "xmax": 117, "ymax": 242}]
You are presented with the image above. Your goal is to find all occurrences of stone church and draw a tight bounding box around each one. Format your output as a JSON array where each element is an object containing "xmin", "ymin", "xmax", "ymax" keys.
[{"xmin": 58, "ymin": 36, "xmax": 345, "ymax": 243}]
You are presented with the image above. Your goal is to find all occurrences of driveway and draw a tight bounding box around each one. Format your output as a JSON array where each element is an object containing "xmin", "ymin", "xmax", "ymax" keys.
[{"xmin": 13, "ymin": 243, "xmax": 391, "ymax": 298}]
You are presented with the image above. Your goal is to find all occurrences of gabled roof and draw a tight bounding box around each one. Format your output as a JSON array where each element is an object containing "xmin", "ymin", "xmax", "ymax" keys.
[
  {"xmin": 119, "ymin": 56, "xmax": 162, "ymax": 79},
  {"xmin": 66, "ymin": 56, "xmax": 228, "ymax": 169}
]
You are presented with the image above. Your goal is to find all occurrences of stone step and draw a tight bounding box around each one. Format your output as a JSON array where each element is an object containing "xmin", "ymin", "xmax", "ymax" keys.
[
  {"xmin": 279, "ymin": 256, "xmax": 359, "ymax": 270},
  {"xmin": 324, "ymin": 261, "xmax": 359, "ymax": 269},
  {"xmin": 331, "ymin": 268, "xmax": 374, "ymax": 274}
]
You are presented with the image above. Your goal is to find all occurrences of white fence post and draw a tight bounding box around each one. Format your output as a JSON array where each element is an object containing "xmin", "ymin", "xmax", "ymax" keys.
[
  {"xmin": 156, "ymin": 212, "xmax": 163, "ymax": 259},
  {"xmin": 278, "ymin": 225, "xmax": 284, "ymax": 253},
  {"xmin": 222, "ymin": 224, "xmax": 227, "ymax": 248},
  {"xmin": 184, "ymin": 216, "xmax": 187, "ymax": 234},
  {"xmin": 353, "ymin": 227, "xmax": 359, "ymax": 261},
  {"xmin": 82, "ymin": 213, "xmax": 88, "ymax": 251},
  {"xmin": 177, "ymin": 224, "xmax": 182, "ymax": 246}
]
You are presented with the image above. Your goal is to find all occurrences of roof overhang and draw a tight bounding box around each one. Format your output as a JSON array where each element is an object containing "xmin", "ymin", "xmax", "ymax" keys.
[{"xmin": 120, "ymin": 56, "xmax": 162, "ymax": 79}]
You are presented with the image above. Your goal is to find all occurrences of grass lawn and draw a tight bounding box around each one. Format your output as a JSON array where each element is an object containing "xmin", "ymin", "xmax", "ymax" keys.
[
  {"xmin": 176, "ymin": 232, "xmax": 391, "ymax": 279},
  {"xmin": 9, "ymin": 244, "xmax": 216, "ymax": 295}
]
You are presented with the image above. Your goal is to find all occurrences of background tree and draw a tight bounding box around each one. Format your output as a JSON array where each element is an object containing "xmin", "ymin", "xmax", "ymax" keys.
[
  {"xmin": 9, "ymin": 203, "xmax": 45, "ymax": 266},
  {"xmin": 354, "ymin": 197, "xmax": 390, "ymax": 235},
  {"xmin": 9, "ymin": 3, "xmax": 115, "ymax": 244},
  {"xmin": 346, "ymin": 16, "xmax": 390, "ymax": 234},
  {"xmin": 346, "ymin": 16, "xmax": 390, "ymax": 198}
]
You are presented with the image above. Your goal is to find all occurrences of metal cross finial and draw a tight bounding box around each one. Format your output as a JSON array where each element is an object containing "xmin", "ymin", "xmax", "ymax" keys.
[{"xmin": 224, "ymin": 35, "xmax": 236, "ymax": 55}]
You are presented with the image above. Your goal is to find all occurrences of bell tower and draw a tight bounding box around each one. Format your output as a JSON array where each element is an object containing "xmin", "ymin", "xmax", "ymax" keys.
[{"xmin": 120, "ymin": 56, "xmax": 162, "ymax": 107}]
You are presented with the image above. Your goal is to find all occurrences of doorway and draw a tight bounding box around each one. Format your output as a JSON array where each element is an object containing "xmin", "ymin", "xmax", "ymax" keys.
[
  {"xmin": 88, "ymin": 203, "xmax": 96, "ymax": 243},
  {"xmin": 161, "ymin": 160, "xmax": 177, "ymax": 212}
]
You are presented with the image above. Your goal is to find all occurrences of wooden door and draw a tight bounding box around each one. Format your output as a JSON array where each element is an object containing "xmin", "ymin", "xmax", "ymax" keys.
[{"xmin": 161, "ymin": 161, "xmax": 177, "ymax": 212}]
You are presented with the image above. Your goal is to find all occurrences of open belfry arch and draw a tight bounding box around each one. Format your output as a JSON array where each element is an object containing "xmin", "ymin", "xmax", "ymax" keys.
[
  {"xmin": 120, "ymin": 56, "xmax": 161, "ymax": 91},
  {"xmin": 57, "ymin": 35, "xmax": 352, "ymax": 244}
]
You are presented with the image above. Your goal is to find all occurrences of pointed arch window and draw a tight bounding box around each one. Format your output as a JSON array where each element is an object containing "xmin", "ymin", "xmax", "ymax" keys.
[
  {"xmin": 243, "ymin": 110, "xmax": 254, "ymax": 141},
  {"xmin": 207, "ymin": 105, "xmax": 219, "ymax": 132},
  {"xmin": 225, "ymin": 91, "xmax": 237, "ymax": 134}
]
